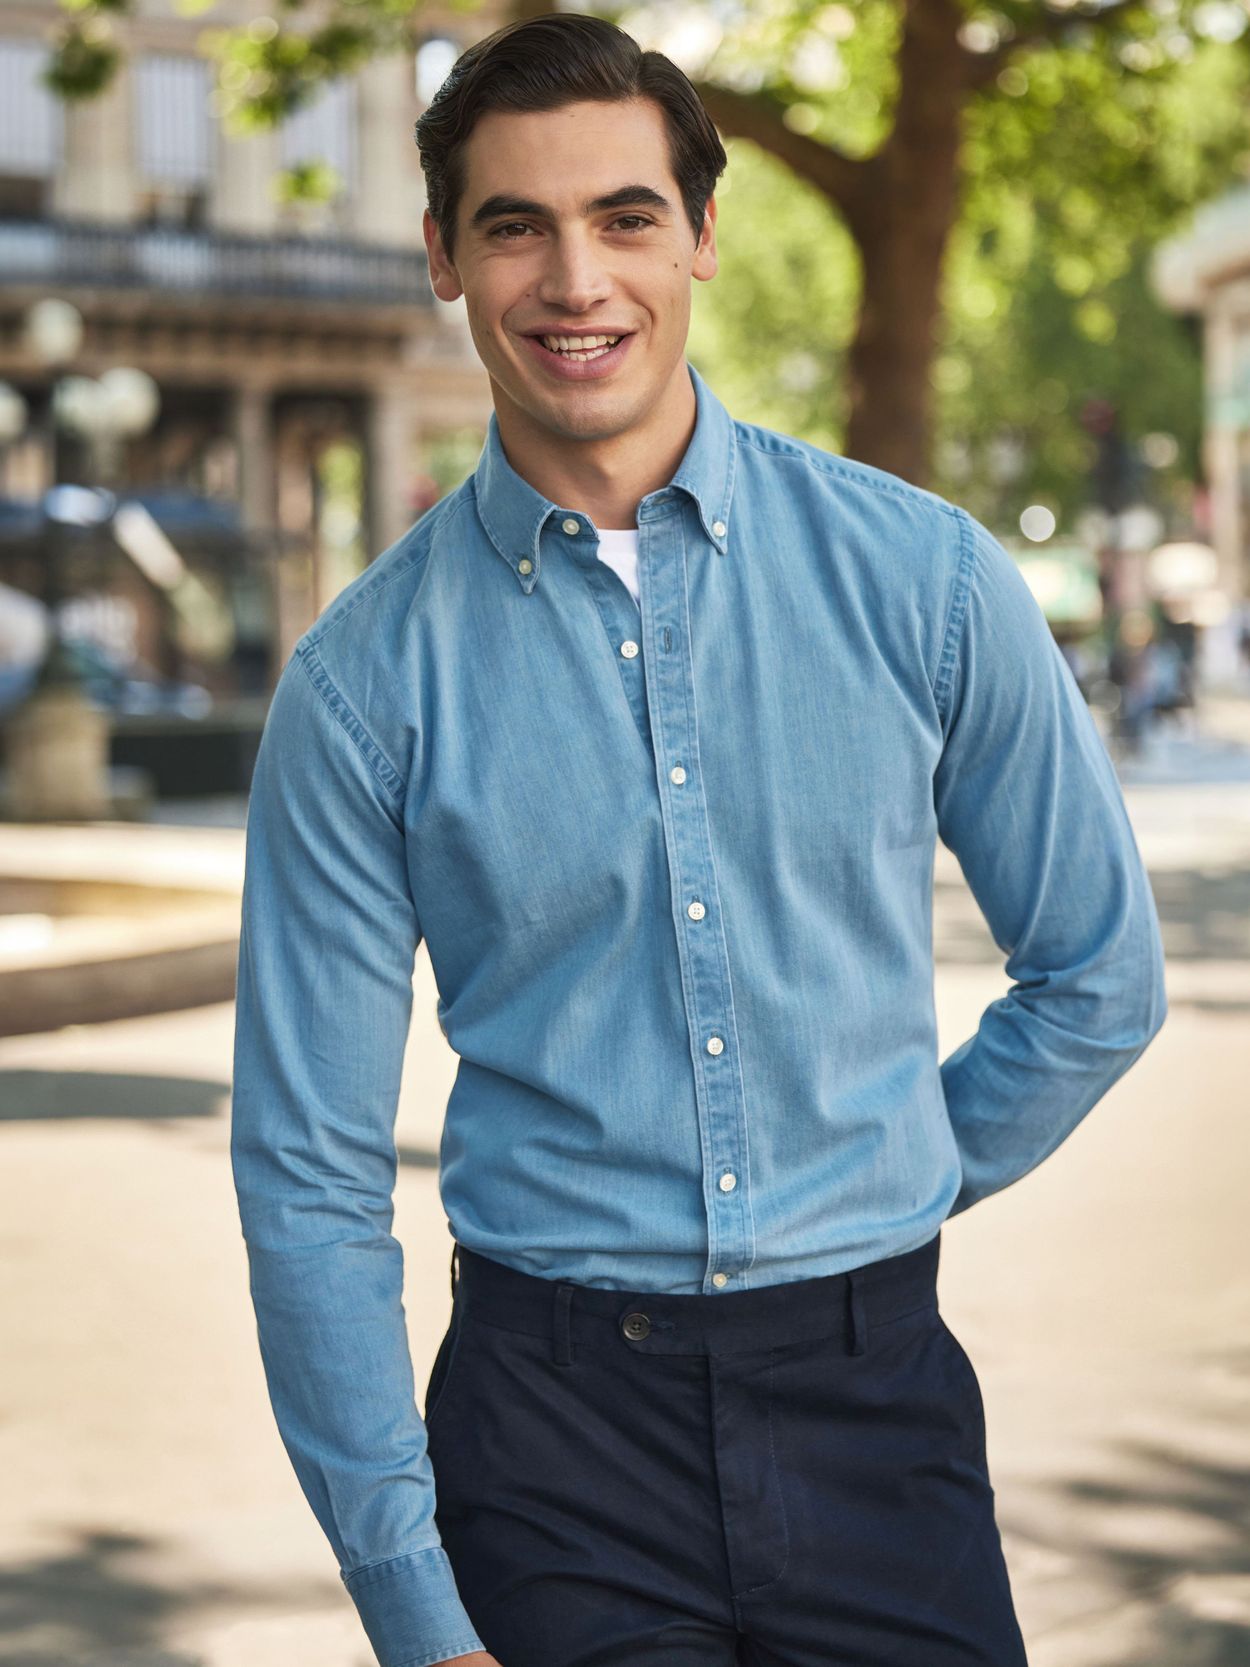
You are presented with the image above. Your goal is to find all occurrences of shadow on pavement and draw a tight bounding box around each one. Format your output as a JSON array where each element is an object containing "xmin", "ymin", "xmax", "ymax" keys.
[
  {"xmin": 934, "ymin": 863, "xmax": 1250, "ymax": 972},
  {"xmin": 0, "ymin": 1527, "xmax": 208, "ymax": 1665},
  {"xmin": 0, "ymin": 1072, "xmax": 227, "ymax": 1123},
  {"xmin": 1004, "ymin": 1350, "xmax": 1250, "ymax": 1666},
  {"xmin": 0, "ymin": 1525, "xmax": 355, "ymax": 1667},
  {"xmin": 0, "ymin": 1069, "xmax": 445, "ymax": 1174},
  {"xmin": 1150, "ymin": 867, "xmax": 1250, "ymax": 963}
]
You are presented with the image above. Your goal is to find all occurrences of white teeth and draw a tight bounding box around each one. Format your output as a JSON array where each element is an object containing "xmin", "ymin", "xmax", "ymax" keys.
[{"xmin": 540, "ymin": 334, "xmax": 620, "ymax": 352}]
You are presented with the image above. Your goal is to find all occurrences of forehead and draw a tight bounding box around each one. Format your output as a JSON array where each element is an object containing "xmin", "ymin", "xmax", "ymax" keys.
[{"xmin": 459, "ymin": 97, "xmax": 676, "ymax": 208}]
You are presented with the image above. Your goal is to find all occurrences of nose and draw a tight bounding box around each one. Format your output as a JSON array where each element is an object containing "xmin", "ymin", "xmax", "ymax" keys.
[{"xmin": 536, "ymin": 227, "xmax": 613, "ymax": 316}]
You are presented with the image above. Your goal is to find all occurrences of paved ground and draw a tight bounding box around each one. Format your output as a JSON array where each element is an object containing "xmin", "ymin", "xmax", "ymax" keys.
[{"xmin": 1, "ymin": 695, "xmax": 1248, "ymax": 1666}]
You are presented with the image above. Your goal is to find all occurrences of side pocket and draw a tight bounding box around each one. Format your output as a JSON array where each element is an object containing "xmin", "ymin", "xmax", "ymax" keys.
[
  {"xmin": 936, "ymin": 1310, "xmax": 990, "ymax": 1470},
  {"xmin": 936, "ymin": 1311, "xmax": 980, "ymax": 1398},
  {"xmin": 424, "ymin": 1300, "xmax": 467, "ymax": 1425}
]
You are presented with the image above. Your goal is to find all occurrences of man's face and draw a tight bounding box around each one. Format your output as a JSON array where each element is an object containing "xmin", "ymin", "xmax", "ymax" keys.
[{"xmin": 424, "ymin": 96, "xmax": 717, "ymax": 446}]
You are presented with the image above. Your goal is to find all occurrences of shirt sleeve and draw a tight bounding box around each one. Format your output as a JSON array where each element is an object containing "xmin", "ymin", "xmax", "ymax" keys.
[
  {"xmin": 932, "ymin": 509, "xmax": 1168, "ymax": 1216},
  {"xmin": 229, "ymin": 641, "xmax": 486, "ymax": 1667}
]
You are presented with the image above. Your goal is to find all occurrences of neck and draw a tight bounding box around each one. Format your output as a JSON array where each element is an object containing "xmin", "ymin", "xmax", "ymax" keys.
[{"xmin": 491, "ymin": 359, "xmax": 695, "ymax": 531}]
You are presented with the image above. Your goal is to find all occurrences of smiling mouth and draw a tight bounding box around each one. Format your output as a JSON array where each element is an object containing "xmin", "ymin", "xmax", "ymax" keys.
[
  {"xmin": 527, "ymin": 331, "xmax": 634, "ymax": 361},
  {"xmin": 520, "ymin": 329, "xmax": 637, "ymax": 380}
]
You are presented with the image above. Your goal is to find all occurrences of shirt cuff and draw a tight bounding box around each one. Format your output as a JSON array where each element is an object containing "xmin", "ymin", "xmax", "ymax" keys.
[{"xmin": 342, "ymin": 1545, "xmax": 486, "ymax": 1667}]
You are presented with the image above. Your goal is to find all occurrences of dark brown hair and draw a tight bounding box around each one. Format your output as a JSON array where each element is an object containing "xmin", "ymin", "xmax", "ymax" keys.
[{"xmin": 414, "ymin": 12, "xmax": 727, "ymax": 262}]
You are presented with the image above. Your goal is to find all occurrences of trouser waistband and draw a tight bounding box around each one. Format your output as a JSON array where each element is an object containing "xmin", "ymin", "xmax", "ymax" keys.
[{"xmin": 448, "ymin": 1231, "xmax": 942, "ymax": 1360}]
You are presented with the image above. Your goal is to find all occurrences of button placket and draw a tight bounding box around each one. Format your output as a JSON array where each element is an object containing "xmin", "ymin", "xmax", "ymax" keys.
[
  {"xmin": 563, "ymin": 511, "xmax": 654, "ymax": 755},
  {"xmin": 636, "ymin": 496, "xmax": 754, "ymax": 1295}
]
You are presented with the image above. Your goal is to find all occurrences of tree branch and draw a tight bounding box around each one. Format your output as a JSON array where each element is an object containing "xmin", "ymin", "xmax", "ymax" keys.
[
  {"xmin": 961, "ymin": 0, "xmax": 1141, "ymax": 88},
  {"xmin": 690, "ymin": 80, "xmax": 870, "ymax": 219}
]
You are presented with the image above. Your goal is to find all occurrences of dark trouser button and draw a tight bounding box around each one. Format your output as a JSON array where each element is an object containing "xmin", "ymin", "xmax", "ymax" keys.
[{"xmin": 622, "ymin": 1312, "xmax": 651, "ymax": 1340}]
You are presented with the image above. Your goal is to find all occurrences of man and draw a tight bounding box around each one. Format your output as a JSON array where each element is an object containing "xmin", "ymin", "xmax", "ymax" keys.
[{"xmin": 229, "ymin": 14, "xmax": 1168, "ymax": 1667}]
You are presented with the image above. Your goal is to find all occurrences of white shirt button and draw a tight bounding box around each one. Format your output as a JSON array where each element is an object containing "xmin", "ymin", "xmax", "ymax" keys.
[
  {"xmin": 687, "ymin": 900, "xmax": 705, "ymax": 921},
  {"xmin": 562, "ymin": 517, "xmax": 580, "ymax": 534},
  {"xmin": 670, "ymin": 765, "xmax": 686, "ymax": 785},
  {"xmin": 719, "ymin": 1172, "xmax": 737, "ymax": 1192},
  {"xmin": 706, "ymin": 1036, "xmax": 724, "ymax": 1056},
  {"xmin": 712, "ymin": 520, "xmax": 727, "ymax": 537},
  {"xmin": 518, "ymin": 558, "xmax": 533, "ymax": 574},
  {"xmin": 620, "ymin": 640, "xmax": 639, "ymax": 659},
  {"xmin": 712, "ymin": 1272, "xmax": 729, "ymax": 1288}
]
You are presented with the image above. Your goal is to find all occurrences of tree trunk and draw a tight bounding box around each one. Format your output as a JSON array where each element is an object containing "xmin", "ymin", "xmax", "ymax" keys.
[
  {"xmin": 693, "ymin": 0, "xmax": 975, "ymax": 487},
  {"xmin": 841, "ymin": 0, "xmax": 967, "ymax": 484}
]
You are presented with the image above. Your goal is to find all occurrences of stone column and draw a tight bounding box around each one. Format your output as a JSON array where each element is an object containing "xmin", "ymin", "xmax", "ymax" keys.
[
  {"xmin": 233, "ymin": 386, "xmax": 276, "ymax": 533},
  {"xmin": 366, "ymin": 383, "xmax": 421, "ymax": 557},
  {"xmin": 211, "ymin": 121, "xmax": 281, "ymax": 235},
  {"xmin": 232, "ymin": 387, "xmax": 303, "ymax": 682},
  {"xmin": 50, "ymin": 57, "xmax": 135, "ymax": 220},
  {"xmin": 353, "ymin": 56, "xmax": 425, "ymax": 247}
]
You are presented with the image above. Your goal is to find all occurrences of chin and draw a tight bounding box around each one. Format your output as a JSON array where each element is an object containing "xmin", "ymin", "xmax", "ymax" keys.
[{"xmin": 557, "ymin": 386, "xmax": 650, "ymax": 428}]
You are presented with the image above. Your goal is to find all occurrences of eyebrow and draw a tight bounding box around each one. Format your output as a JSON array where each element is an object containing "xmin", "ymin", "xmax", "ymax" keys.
[{"xmin": 468, "ymin": 184, "xmax": 675, "ymax": 231}]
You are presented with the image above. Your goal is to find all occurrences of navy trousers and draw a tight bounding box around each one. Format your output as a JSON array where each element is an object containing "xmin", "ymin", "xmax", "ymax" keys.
[{"xmin": 424, "ymin": 1231, "xmax": 1029, "ymax": 1666}]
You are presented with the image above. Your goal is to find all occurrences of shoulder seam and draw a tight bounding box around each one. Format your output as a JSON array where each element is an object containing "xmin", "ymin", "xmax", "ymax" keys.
[
  {"xmin": 294, "ymin": 641, "xmax": 405, "ymax": 806},
  {"xmin": 303, "ymin": 491, "xmax": 473, "ymax": 649},
  {"xmin": 734, "ymin": 429, "xmax": 963, "ymax": 516},
  {"xmin": 933, "ymin": 506, "xmax": 978, "ymax": 728}
]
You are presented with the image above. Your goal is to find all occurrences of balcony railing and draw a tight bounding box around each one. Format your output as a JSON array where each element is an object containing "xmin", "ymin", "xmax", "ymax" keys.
[{"xmin": 0, "ymin": 217, "xmax": 434, "ymax": 307}]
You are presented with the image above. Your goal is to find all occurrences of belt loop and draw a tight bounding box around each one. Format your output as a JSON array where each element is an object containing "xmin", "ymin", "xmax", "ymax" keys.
[
  {"xmin": 846, "ymin": 1270, "xmax": 868, "ymax": 1357},
  {"xmin": 450, "ymin": 1244, "xmax": 459, "ymax": 1300},
  {"xmin": 553, "ymin": 1283, "xmax": 575, "ymax": 1367}
]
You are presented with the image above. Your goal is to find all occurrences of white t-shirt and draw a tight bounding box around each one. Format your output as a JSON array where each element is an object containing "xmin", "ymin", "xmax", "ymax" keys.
[{"xmin": 595, "ymin": 526, "xmax": 640, "ymax": 608}]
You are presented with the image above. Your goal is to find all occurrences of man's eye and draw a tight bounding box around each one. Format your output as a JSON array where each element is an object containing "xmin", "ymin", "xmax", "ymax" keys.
[{"xmin": 489, "ymin": 215, "xmax": 654, "ymax": 241}]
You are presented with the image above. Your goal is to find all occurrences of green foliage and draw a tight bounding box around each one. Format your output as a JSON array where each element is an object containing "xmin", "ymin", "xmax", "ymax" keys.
[
  {"xmin": 932, "ymin": 234, "xmax": 1204, "ymax": 530},
  {"xmin": 933, "ymin": 30, "xmax": 1247, "ymax": 526},
  {"xmin": 688, "ymin": 138, "xmax": 858, "ymax": 450},
  {"xmin": 47, "ymin": 0, "xmax": 423, "ymax": 114},
  {"xmin": 272, "ymin": 160, "xmax": 345, "ymax": 205},
  {"xmin": 688, "ymin": 30, "xmax": 1237, "ymax": 533},
  {"xmin": 690, "ymin": 0, "xmax": 901, "ymax": 157},
  {"xmin": 200, "ymin": 12, "xmax": 392, "ymax": 134},
  {"xmin": 42, "ymin": 16, "xmax": 119, "ymax": 100},
  {"xmin": 964, "ymin": 26, "xmax": 1250, "ymax": 249}
]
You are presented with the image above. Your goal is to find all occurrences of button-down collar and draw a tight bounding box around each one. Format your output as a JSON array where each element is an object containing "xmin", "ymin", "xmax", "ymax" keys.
[{"xmin": 472, "ymin": 359, "xmax": 737, "ymax": 592}]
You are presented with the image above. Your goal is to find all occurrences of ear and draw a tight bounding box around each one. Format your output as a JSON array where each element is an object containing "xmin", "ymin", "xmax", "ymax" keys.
[
  {"xmin": 692, "ymin": 194, "xmax": 718, "ymax": 284},
  {"xmin": 424, "ymin": 208, "xmax": 464, "ymax": 303}
]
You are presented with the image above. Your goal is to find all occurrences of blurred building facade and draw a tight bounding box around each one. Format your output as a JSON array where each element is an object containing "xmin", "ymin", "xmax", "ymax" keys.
[
  {"xmin": 0, "ymin": 1, "xmax": 493, "ymax": 691},
  {"xmin": 1155, "ymin": 181, "xmax": 1250, "ymax": 613}
]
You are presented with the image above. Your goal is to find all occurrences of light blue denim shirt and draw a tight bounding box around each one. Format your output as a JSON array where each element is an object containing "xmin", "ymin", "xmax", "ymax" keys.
[{"xmin": 230, "ymin": 360, "xmax": 1167, "ymax": 1667}]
